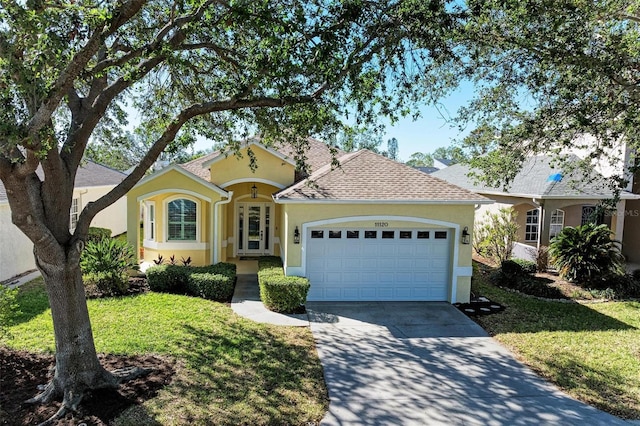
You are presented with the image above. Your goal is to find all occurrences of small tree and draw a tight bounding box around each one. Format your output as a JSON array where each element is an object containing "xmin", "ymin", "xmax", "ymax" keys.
[
  {"xmin": 474, "ymin": 208, "xmax": 519, "ymax": 264},
  {"xmin": 549, "ymin": 223, "xmax": 625, "ymax": 284}
]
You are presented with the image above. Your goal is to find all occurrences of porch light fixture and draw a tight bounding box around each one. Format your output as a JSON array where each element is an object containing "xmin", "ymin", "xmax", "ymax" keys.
[
  {"xmin": 461, "ymin": 226, "xmax": 471, "ymax": 245},
  {"xmin": 294, "ymin": 226, "xmax": 300, "ymax": 244},
  {"xmin": 251, "ymin": 184, "xmax": 258, "ymax": 199}
]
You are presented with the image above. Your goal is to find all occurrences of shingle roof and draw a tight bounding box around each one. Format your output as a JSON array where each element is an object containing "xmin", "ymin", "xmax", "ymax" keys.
[
  {"xmin": 416, "ymin": 166, "xmax": 440, "ymax": 174},
  {"xmin": 178, "ymin": 137, "xmax": 344, "ymax": 182},
  {"xmin": 432, "ymin": 155, "xmax": 637, "ymax": 199},
  {"xmin": 274, "ymin": 149, "xmax": 490, "ymax": 203},
  {"xmin": 0, "ymin": 160, "xmax": 126, "ymax": 203}
]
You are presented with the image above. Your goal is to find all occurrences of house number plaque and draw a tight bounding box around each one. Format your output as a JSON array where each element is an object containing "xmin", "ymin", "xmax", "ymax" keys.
[{"xmin": 374, "ymin": 222, "xmax": 389, "ymax": 227}]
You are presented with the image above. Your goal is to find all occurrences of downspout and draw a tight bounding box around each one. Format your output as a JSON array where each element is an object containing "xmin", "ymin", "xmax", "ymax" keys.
[{"xmin": 212, "ymin": 191, "xmax": 234, "ymax": 264}]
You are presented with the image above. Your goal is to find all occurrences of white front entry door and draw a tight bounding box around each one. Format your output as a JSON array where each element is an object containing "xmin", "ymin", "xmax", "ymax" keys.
[{"xmin": 237, "ymin": 202, "xmax": 272, "ymax": 255}]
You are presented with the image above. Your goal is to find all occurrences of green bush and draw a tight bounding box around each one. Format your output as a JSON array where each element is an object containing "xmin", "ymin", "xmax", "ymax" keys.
[
  {"xmin": 258, "ymin": 257, "xmax": 310, "ymax": 313},
  {"xmin": 146, "ymin": 263, "xmax": 237, "ymax": 299},
  {"xmin": 81, "ymin": 237, "xmax": 138, "ymax": 295},
  {"xmin": 590, "ymin": 273, "xmax": 640, "ymax": 299},
  {"xmin": 0, "ymin": 284, "xmax": 19, "ymax": 338},
  {"xmin": 549, "ymin": 223, "xmax": 625, "ymax": 284},
  {"xmin": 501, "ymin": 260, "xmax": 524, "ymax": 277},
  {"xmin": 489, "ymin": 270, "xmax": 565, "ymax": 299},
  {"xmin": 473, "ymin": 208, "xmax": 519, "ymax": 263},
  {"xmin": 83, "ymin": 271, "xmax": 129, "ymax": 295},
  {"xmin": 146, "ymin": 264, "xmax": 190, "ymax": 293},
  {"xmin": 512, "ymin": 259, "xmax": 537, "ymax": 274},
  {"xmin": 87, "ymin": 227, "xmax": 112, "ymax": 242},
  {"xmin": 188, "ymin": 273, "xmax": 234, "ymax": 301}
]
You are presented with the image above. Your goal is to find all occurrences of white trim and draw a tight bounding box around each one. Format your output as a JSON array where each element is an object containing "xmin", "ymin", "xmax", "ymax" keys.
[
  {"xmin": 143, "ymin": 240, "xmax": 207, "ymax": 250},
  {"xmin": 299, "ymin": 215, "xmax": 464, "ymax": 303},
  {"xmin": 143, "ymin": 201, "xmax": 156, "ymax": 241},
  {"xmin": 164, "ymin": 195, "xmax": 201, "ymax": 243},
  {"xmin": 273, "ymin": 198, "xmax": 492, "ymax": 205},
  {"xmin": 476, "ymin": 189, "xmax": 640, "ymax": 200},
  {"xmin": 220, "ymin": 177, "xmax": 286, "ymax": 189},
  {"xmin": 202, "ymin": 141, "xmax": 296, "ymax": 168},
  {"xmin": 133, "ymin": 164, "xmax": 228, "ymax": 197},
  {"xmin": 137, "ymin": 189, "xmax": 212, "ymax": 203},
  {"xmin": 213, "ymin": 191, "xmax": 233, "ymax": 264}
]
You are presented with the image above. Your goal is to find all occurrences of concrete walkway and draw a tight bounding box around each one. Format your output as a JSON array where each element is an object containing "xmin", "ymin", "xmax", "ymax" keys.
[
  {"xmin": 306, "ymin": 301, "xmax": 630, "ymax": 426},
  {"xmin": 3, "ymin": 270, "xmax": 41, "ymax": 289},
  {"xmin": 230, "ymin": 273, "xmax": 308, "ymax": 327}
]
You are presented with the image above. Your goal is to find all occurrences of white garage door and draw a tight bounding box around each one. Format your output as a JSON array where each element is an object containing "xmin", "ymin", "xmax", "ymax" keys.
[{"xmin": 306, "ymin": 228, "xmax": 451, "ymax": 301}]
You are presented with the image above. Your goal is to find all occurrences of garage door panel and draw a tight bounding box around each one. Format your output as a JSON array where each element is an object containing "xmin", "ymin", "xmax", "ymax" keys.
[{"xmin": 306, "ymin": 227, "xmax": 451, "ymax": 302}]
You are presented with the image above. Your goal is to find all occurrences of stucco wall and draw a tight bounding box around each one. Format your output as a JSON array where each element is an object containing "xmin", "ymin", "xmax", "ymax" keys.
[
  {"xmin": 127, "ymin": 168, "xmax": 225, "ymax": 266},
  {"xmin": 0, "ymin": 204, "xmax": 36, "ymax": 281},
  {"xmin": 74, "ymin": 186, "xmax": 127, "ymax": 235},
  {"xmin": 209, "ymin": 145, "xmax": 295, "ymax": 187}
]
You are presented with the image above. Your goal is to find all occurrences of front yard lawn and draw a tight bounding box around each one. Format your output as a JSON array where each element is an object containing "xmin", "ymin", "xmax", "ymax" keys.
[
  {"xmin": 473, "ymin": 274, "xmax": 640, "ymax": 419},
  {"xmin": 2, "ymin": 278, "xmax": 328, "ymax": 425}
]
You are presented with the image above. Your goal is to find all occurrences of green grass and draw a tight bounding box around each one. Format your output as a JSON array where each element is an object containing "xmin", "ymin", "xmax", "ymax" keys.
[
  {"xmin": 474, "ymin": 275, "xmax": 640, "ymax": 419},
  {"xmin": 3, "ymin": 278, "xmax": 328, "ymax": 425}
]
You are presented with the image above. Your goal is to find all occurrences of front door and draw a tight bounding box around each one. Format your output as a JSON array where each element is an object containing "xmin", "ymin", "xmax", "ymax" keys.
[{"xmin": 238, "ymin": 202, "xmax": 272, "ymax": 255}]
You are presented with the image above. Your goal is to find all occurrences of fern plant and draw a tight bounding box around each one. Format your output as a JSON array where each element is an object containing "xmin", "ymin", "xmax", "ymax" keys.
[{"xmin": 549, "ymin": 223, "xmax": 625, "ymax": 284}]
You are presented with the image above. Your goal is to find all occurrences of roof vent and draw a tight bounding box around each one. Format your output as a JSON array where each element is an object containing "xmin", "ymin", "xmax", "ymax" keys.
[{"xmin": 547, "ymin": 173, "xmax": 563, "ymax": 182}]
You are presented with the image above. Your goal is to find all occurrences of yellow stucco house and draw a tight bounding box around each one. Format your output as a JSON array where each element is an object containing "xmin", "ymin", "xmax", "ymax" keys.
[{"xmin": 127, "ymin": 139, "xmax": 491, "ymax": 303}]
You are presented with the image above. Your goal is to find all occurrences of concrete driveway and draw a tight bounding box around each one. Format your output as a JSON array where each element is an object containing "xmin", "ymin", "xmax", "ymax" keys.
[{"xmin": 306, "ymin": 302, "xmax": 628, "ymax": 426}]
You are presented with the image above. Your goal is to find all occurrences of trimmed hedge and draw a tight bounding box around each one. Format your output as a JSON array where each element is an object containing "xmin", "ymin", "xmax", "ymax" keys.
[
  {"xmin": 258, "ymin": 257, "xmax": 310, "ymax": 313},
  {"xmin": 188, "ymin": 273, "xmax": 235, "ymax": 301},
  {"xmin": 83, "ymin": 270, "xmax": 129, "ymax": 295},
  {"xmin": 146, "ymin": 263, "xmax": 237, "ymax": 301},
  {"xmin": 87, "ymin": 227, "xmax": 112, "ymax": 242},
  {"xmin": 512, "ymin": 259, "xmax": 537, "ymax": 274}
]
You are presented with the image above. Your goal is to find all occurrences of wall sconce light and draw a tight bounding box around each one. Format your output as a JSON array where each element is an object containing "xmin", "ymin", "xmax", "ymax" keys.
[
  {"xmin": 294, "ymin": 226, "xmax": 300, "ymax": 244},
  {"xmin": 461, "ymin": 226, "xmax": 471, "ymax": 245},
  {"xmin": 251, "ymin": 184, "xmax": 258, "ymax": 199}
]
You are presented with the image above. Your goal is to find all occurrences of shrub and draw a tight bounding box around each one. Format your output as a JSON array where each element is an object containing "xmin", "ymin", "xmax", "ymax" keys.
[
  {"xmin": 146, "ymin": 263, "xmax": 237, "ymax": 298},
  {"xmin": 0, "ymin": 284, "xmax": 19, "ymax": 338},
  {"xmin": 188, "ymin": 273, "xmax": 234, "ymax": 301},
  {"xmin": 549, "ymin": 223, "xmax": 625, "ymax": 284},
  {"xmin": 501, "ymin": 260, "xmax": 524, "ymax": 277},
  {"xmin": 87, "ymin": 227, "xmax": 112, "ymax": 243},
  {"xmin": 489, "ymin": 269, "xmax": 565, "ymax": 299},
  {"xmin": 258, "ymin": 257, "xmax": 310, "ymax": 313},
  {"xmin": 473, "ymin": 208, "xmax": 519, "ymax": 264},
  {"xmin": 536, "ymin": 245, "xmax": 549, "ymax": 273},
  {"xmin": 146, "ymin": 264, "xmax": 190, "ymax": 293},
  {"xmin": 83, "ymin": 271, "xmax": 129, "ymax": 295},
  {"xmin": 260, "ymin": 275, "xmax": 311, "ymax": 313},
  {"xmin": 81, "ymin": 237, "xmax": 138, "ymax": 295},
  {"xmin": 512, "ymin": 259, "xmax": 537, "ymax": 274},
  {"xmin": 590, "ymin": 273, "xmax": 640, "ymax": 299}
]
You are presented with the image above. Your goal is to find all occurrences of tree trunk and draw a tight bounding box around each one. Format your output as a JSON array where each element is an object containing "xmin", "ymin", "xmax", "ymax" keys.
[{"xmin": 28, "ymin": 246, "xmax": 117, "ymax": 410}]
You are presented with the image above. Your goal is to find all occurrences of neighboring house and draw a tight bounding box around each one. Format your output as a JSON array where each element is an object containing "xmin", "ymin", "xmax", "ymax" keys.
[
  {"xmin": 0, "ymin": 161, "xmax": 128, "ymax": 282},
  {"xmin": 432, "ymin": 155, "xmax": 640, "ymax": 263},
  {"xmin": 127, "ymin": 138, "xmax": 491, "ymax": 303},
  {"xmin": 415, "ymin": 166, "xmax": 440, "ymax": 174},
  {"xmin": 433, "ymin": 158, "xmax": 453, "ymax": 170}
]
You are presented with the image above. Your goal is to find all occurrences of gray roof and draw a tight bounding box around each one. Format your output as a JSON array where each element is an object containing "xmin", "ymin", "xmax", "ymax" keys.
[
  {"xmin": 432, "ymin": 155, "xmax": 637, "ymax": 199},
  {"xmin": 275, "ymin": 149, "xmax": 491, "ymax": 203},
  {"xmin": 434, "ymin": 158, "xmax": 453, "ymax": 166},
  {"xmin": 415, "ymin": 166, "xmax": 440, "ymax": 174},
  {"xmin": 0, "ymin": 160, "xmax": 126, "ymax": 203}
]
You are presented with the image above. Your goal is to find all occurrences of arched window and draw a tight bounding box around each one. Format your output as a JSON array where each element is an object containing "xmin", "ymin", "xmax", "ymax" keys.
[
  {"xmin": 167, "ymin": 198, "xmax": 197, "ymax": 241},
  {"xmin": 525, "ymin": 209, "xmax": 539, "ymax": 242},
  {"xmin": 549, "ymin": 209, "xmax": 565, "ymax": 239}
]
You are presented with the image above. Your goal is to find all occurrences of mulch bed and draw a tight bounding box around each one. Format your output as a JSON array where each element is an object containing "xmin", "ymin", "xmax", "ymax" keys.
[
  {"xmin": 0, "ymin": 347, "xmax": 175, "ymax": 426},
  {"xmin": 454, "ymin": 297, "xmax": 506, "ymax": 317}
]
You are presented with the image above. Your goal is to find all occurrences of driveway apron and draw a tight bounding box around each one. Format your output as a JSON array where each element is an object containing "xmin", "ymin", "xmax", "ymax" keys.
[{"xmin": 306, "ymin": 302, "xmax": 628, "ymax": 426}]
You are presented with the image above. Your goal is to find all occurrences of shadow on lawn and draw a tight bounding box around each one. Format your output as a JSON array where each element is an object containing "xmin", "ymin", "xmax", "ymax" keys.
[
  {"xmin": 155, "ymin": 322, "xmax": 328, "ymax": 425},
  {"xmin": 8, "ymin": 279, "xmax": 50, "ymax": 326}
]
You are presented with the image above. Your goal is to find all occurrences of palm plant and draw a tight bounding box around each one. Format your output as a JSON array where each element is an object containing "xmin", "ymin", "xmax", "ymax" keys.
[{"xmin": 549, "ymin": 223, "xmax": 625, "ymax": 284}]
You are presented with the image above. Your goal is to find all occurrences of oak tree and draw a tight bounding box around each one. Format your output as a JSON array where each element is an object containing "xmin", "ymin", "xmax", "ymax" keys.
[{"xmin": 0, "ymin": 0, "xmax": 459, "ymax": 421}]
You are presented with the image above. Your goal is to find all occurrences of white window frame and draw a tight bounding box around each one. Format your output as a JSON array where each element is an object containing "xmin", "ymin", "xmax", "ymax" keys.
[
  {"xmin": 549, "ymin": 209, "xmax": 565, "ymax": 239},
  {"xmin": 144, "ymin": 201, "xmax": 156, "ymax": 242},
  {"xmin": 69, "ymin": 197, "xmax": 79, "ymax": 231},
  {"xmin": 165, "ymin": 196, "xmax": 199, "ymax": 242},
  {"xmin": 525, "ymin": 209, "xmax": 539, "ymax": 242}
]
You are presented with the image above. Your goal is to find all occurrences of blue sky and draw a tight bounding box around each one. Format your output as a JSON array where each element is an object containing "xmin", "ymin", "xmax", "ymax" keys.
[{"xmin": 190, "ymin": 84, "xmax": 475, "ymax": 163}]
